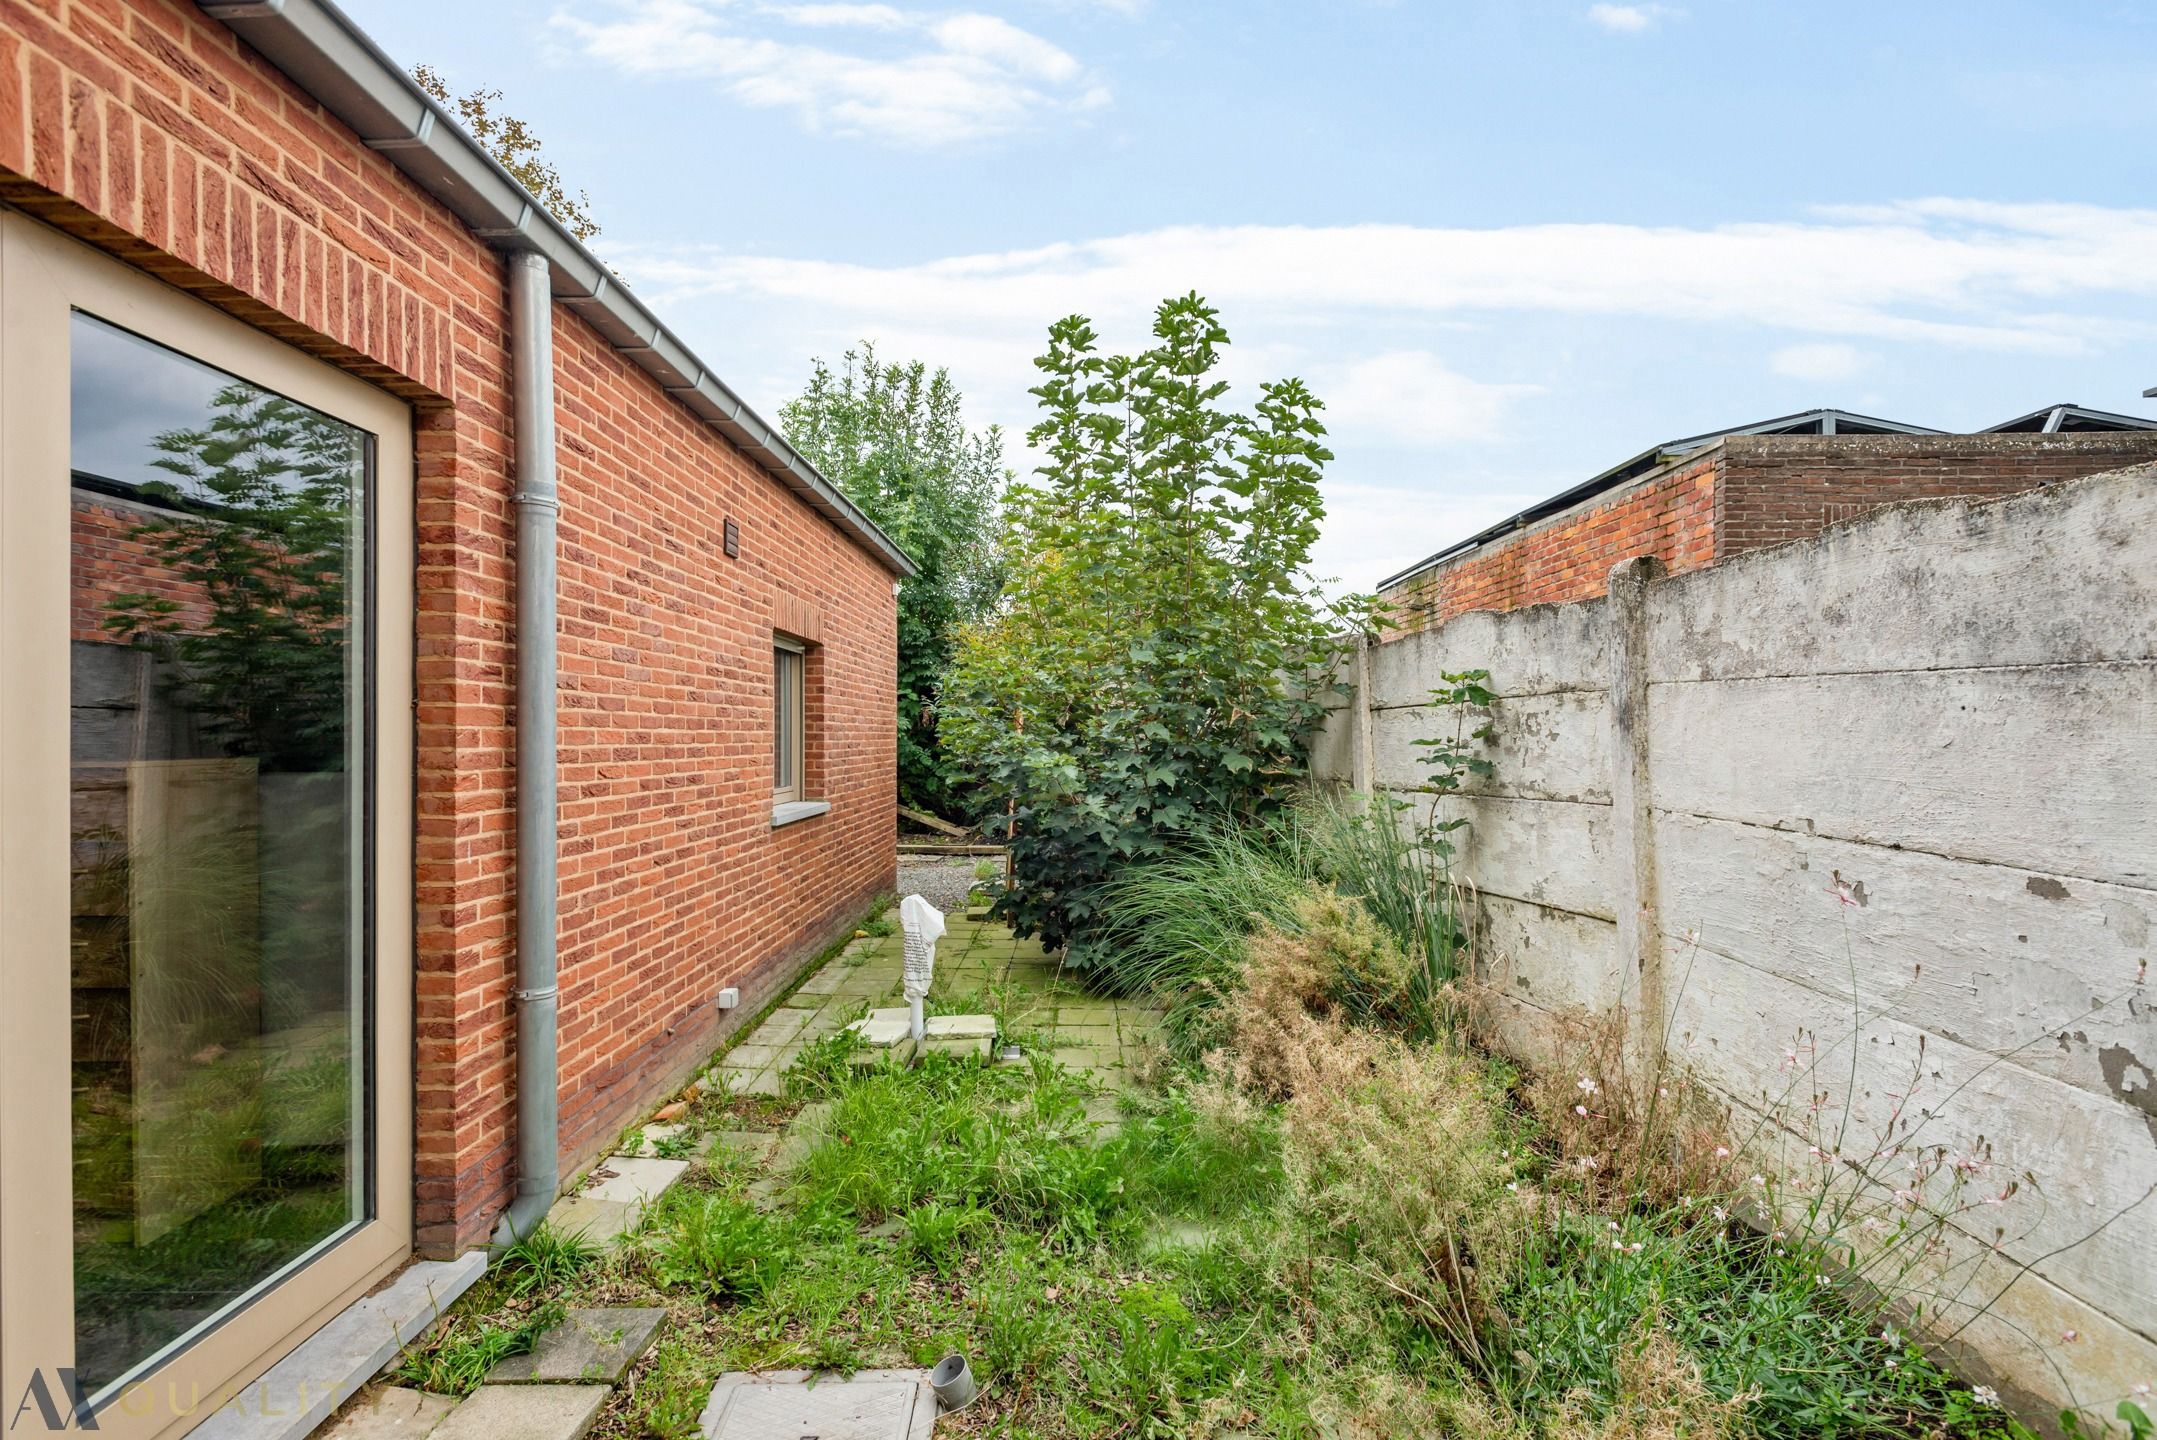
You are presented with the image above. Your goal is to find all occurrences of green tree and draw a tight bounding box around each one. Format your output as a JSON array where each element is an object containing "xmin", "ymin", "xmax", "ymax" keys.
[
  {"xmin": 942, "ymin": 293, "xmax": 1359, "ymax": 953},
  {"xmin": 412, "ymin": 64, "xmax": 601, "ymax": 242},
  {"xmin": 781, "ymin": 344, "xmax": 1008, "ymax": 817},
  {"xmin": 104, "ymin": 385, "xmax": 361, "ymax": 773}
]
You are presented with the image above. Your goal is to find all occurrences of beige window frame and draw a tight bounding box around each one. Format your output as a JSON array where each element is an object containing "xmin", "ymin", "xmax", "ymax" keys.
[
  {"xmin": 0, "ymin": 209, "xmax": 414, "ymax": 1440},
  {"xmin": 773, "ymin": 636, "xmax": 806, "ymax": 805}
]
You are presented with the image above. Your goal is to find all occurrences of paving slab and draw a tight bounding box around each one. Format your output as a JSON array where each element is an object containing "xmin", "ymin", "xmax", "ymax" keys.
[
  {"xmin": 580, "ymin": 1156, "xmax": 689, "ymax": 1205},
  {"xmin": 485, "ymin": 1307, "xmax": 665, "ymax": 1384},
  {"xmin": 428, "ymin": 1385, "xmax": 610, "ymax": 1440},
  {"xmin": 699, "ymin": 1370, "xmax": 935, "ymax": 1440},
  {"xmin": 726, "ymin": 1067, "xmax": 783, "ymax": 1097},
  {"xmin": 314, "ymin": 1389, "xmax": 457, "ymax": 1440},
  {"xmin": 707, "ymin": 1130, "xmax": 779, "ymax": 1165},
  {"xmin": 625, "ymin": 1124, "xmax": 698, "ymax": 1158},
  {"xmin": 545, "ymin": 1195, "xmax": 640, "ymax": 1248}
]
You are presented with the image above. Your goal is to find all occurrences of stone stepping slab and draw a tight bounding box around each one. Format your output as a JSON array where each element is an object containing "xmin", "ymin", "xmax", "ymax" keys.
[
  {"xmin": 485, "ymin": 1307, "xmax": 665, "ymax": 1384},
  {"xmin": 314, "ymin": 1389, "xmax": 456, "ymax": 1440},
  {"xmin": 546, "ymin": 1155, "xmax": 689, "ymax": 1247},
  {"xmin": 698, "ymin": 1370, "xmax": 935, "ymax": 1440},
  {"xmin": 427, "ymin": 1385, "xmax": 610, "ymax": 1440}
]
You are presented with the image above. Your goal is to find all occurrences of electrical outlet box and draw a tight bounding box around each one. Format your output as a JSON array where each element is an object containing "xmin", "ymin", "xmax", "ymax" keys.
[{"xmin": 716, "ymin": 986, "xmax": 740, "ymax": 1010}]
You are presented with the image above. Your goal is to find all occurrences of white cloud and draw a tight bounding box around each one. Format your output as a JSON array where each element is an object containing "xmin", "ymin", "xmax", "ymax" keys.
[
  {"xmin": 552, "ymin": 0, "xmax": 1105, "ymax": 145},
  {"xmin": 619, "ymin": 201, "xmax": 2157, "ymax": 354},
  {"xmin": 1321, "ymin": 351, "xmax": 1539, "ymax": 446},
  {"xmin": 1587, "ymin": 3, "xmax": 1675, "ymax": 32},
  {"xmin": 600, "ymin": 198, "xmax": 2157, "ymax": 593},
  {"xmin": 1769, "ymin": 341, "xmax": 1874, "ymax": 383}
]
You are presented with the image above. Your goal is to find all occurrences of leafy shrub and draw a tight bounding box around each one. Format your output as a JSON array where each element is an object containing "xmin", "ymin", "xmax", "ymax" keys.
[{"xmin": 942, "ymin": 295, "xmax": 1359, "ymax": 952}]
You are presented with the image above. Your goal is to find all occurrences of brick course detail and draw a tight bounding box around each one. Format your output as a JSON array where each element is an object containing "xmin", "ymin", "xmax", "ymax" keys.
[
  {"xmin": 7, "ymin": 0, "xmax": 899, "ymax": 1254},
  {"xmin": 1385, "ymin": 433, "xmax": 2157, "ymax": 633}
]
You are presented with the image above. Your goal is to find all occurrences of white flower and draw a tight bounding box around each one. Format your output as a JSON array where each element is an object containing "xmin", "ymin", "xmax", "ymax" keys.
[
  {"xmin": 1751, "ymin": 1174, "xmax": 1766, "ymax": 1187},
  {"xmin": 1626, "ymin": 1242, "xmax": 1643, "ymax": 1254},
  {"xmin": 1506, "ymin": 1181, "xmax": 1520, "ymax": 1193},
  {"xmin": 1575, "ymin": 1104, "xmax": 1588, "ymax": 1116},
  {"xmin": 1715, "ymin": 1146, "xmax": 1731, "ymax": 1159},
  {"xmin": 1712, "ymin": 1206, "xmax": 1729, "ymax": 1222},
  {"xmin": 1815, "ymin": 1274, "xmax": 1830, "ymax": 1288},
  {"xmin": 1578, "ymin": 1076, "xmax": 1599, "ymax": 1094},
  {"xmin": 1972, "ymin": 1387, "xmax": 2000, "ymax": 1408},
  {"xmin": 1884, "ymin": 1358, "xmax": 1898, "ymax": 1371},
  {"xmin": 2135, "ymin": 1382, "xmax": 2152, "ymax": 1398},
  {"xmin": 2060, "ymin": 1330, "xmax": 2078, "ymax": 1343},
  {"xmin": 1881, "ymin": 1327, "xmax": 1902, "ymax": 1347}
]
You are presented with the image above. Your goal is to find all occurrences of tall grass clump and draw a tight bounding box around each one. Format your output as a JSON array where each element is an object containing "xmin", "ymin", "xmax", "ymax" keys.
[{"xmin": 1075, "ymin": 811, "xmax": 1314, "ymax": 1052}]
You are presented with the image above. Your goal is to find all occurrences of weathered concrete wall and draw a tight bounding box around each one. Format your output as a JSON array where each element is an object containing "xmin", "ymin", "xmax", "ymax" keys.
[{"xmin": 1314, "ymin": 463, "xmax": 2157, "ymax": 1419}]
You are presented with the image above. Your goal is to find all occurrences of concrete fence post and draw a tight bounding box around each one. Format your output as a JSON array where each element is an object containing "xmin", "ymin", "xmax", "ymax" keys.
[
  {"xmin": 1606, "ymin": 556, "xmax": 1665, "ymax": 1098},
  {"xmin": 1352, "ymin": 631, "xmax": 1376, "ymax": 793}
]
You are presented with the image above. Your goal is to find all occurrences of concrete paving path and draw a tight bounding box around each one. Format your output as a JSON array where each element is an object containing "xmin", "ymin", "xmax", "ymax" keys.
[{"xmin": 716, "ymin": 916, "xmax": 1162, "ymax": 1096}]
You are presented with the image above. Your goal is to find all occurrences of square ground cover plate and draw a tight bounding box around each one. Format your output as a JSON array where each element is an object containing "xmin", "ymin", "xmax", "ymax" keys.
[{"xmin": 699, "ymin": 1370, "xmax": 935, "ymax": 1440}]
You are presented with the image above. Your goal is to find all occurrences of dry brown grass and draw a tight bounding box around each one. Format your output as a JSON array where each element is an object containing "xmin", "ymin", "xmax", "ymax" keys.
[
  {"xmin": 1458, "ymin": 979, "xmax": 1737, "ymax": 1211},
  {"xmin": 1205, "ymin": 892, "xmax": 1531, "ymax": 1374},
  {"xmin": 1557, "ymin": 1323, "xmax": 1753, "ymax": 1440}
]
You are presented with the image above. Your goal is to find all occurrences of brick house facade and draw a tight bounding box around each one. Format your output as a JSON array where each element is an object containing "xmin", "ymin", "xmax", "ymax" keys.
[
  {"xmin": 1382, "ymin": 429, "xmax": 2157, "ymax": 633},
  {"xmin": 0, "ymin": 1, "xmax": 907, "ymax": 1418}
]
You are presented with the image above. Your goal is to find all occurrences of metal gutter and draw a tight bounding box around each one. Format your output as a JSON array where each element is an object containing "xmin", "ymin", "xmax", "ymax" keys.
[{"xmin": 196, "ymin": 0, "xmax": 916, "ymax": 579}]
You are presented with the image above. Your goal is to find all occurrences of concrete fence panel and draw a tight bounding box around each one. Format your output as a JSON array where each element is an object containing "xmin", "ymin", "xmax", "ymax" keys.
[{"xmin": 1316, "ymin": 463, "xmax": 2157, "ymax": 1419}]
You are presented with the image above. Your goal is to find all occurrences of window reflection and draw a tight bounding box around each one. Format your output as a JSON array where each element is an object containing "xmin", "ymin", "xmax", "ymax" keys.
[{"xmin": 68, "ymin": 313, "xmax": 370, "ymax": 1394}]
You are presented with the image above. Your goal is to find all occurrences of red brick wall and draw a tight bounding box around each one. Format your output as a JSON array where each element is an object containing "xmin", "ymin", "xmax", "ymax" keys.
[
  {"xmin": 1387, "ymin": 453, "xmax": 1718, "ymax": 632},
  {"xmin": 1383, "ymin": 432, "xmax": 2157, "ymax": 635},
  {"xmin": 1715, "ymin": 432, "xmax": 2157, "ymax": 555},
  {"xmin": 7, "ymin": 0, "xmax": 898, "ymax": 1254},
  {"xmin": 70, "ymin": 494, "xmax": 212, "ymax": 642}
]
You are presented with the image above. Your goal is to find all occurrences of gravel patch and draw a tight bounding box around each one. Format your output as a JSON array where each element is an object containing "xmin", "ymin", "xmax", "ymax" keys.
[{"xmin": 896, "ymin": 856, "xmax": 985, "ymax": 914}]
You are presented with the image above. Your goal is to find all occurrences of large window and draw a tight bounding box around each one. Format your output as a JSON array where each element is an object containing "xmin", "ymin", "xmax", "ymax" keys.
[
  {"xmin": 0, "ymin": 211, "xmax": 414, "ymax": 1439},
  {"xmin": 66, "ymin": 313, "xmax": 373, "ymax": 1395},
  {"xmin": 773, "ymin": 637, "xmax": 805, "ymax": 805}
]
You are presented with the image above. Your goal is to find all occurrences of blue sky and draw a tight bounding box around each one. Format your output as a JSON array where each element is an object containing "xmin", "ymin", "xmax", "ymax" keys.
[{"xmin": 349, "ymin": 0, "xmax": 2157, "ymax": 590}]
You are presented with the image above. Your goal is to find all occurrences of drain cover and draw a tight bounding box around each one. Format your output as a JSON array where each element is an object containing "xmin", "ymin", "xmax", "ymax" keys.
[{"xmin": 699, "ymin": 1371, "xmax": 936, "ymax": 1440}]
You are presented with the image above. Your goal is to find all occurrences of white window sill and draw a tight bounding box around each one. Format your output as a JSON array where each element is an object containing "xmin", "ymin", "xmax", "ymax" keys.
[{"xmin": 771, "ymin": 799, "xmax": 831, "ymax": 828}]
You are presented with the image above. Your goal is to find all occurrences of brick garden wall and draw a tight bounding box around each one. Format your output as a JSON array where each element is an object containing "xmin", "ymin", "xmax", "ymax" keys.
[
  {"xmin": 1715, "ymin": 431, "xmax": 2157, "ymax": 555},
  {"xmin": 6, "ymin": 0, "xmax": 898, "ymax": 1254},
  {"xmin": 1385, "ymin": 453, "xmax": 1717, "ymax": 633},
  {"xmin": 1382, "ymin": 432, "xmax": 2157, "ymax": 635}
]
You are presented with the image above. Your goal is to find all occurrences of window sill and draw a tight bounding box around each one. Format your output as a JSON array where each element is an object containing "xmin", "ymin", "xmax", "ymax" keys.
[{"xmin": 771, "ymin": 799, "xmax": 831, "ymax": 828}]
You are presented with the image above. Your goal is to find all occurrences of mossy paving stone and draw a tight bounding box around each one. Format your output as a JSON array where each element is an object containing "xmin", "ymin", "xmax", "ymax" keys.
[{"xmin": 485, "ymin": 1307, "xmax": 665, "ymax": 1384}]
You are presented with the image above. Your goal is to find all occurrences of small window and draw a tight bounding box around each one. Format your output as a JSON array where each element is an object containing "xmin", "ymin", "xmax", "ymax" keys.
[{"xmin": 773, "ymin": 637, "xmax": 805, "ymax": 803}]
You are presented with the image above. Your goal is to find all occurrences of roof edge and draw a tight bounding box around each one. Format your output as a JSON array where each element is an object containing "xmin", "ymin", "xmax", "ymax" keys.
[{"xmin": 196, "ymin": 0, "xmax": 917, "ymax": 579}]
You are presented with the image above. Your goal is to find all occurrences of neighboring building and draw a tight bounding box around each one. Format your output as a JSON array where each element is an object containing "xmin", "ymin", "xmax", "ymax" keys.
[
  {"xmin": 1380, "ymin": 406, "xmax": 2157, "ymax": 633},
  {"xmin": 0, "ymin": 2, "xmax": 909, "ymax": 1435}
]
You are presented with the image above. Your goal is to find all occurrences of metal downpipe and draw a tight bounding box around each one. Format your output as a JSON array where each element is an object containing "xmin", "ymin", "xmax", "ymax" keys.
[{"xmin": 496, "ymin": 249, "xmax": 561, "ymax": 1247}]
